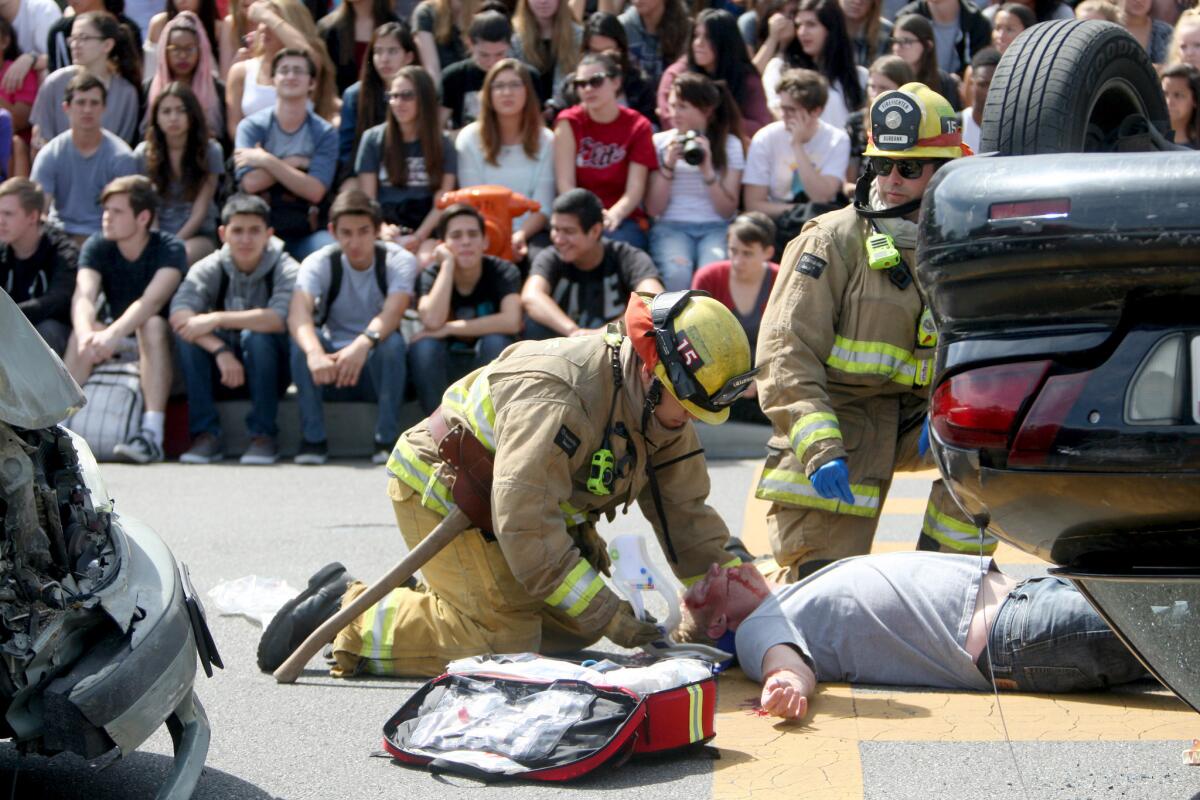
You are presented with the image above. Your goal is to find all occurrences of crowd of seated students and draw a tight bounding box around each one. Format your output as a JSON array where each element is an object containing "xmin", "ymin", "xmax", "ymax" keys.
[{"xmin": 3, "ymin": 0, "xmax": 1197, "ymax": 466}]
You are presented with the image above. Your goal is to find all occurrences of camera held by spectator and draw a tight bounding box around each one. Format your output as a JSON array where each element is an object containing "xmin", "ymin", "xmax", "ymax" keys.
[{"xmin": 677, "ymin": 130, "xmax": 706, "ymax": 166}]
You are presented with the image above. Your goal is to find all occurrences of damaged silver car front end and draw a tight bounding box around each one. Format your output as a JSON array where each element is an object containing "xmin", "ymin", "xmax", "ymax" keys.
[{"xmin": 0, "ymin": 289, "xmax": 219, "ymax": 799}]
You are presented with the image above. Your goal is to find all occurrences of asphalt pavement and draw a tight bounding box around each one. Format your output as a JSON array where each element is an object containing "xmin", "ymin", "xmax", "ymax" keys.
[{"xmin": 0, "ymin": 454, "xmax": 1196, "ymax": 800}]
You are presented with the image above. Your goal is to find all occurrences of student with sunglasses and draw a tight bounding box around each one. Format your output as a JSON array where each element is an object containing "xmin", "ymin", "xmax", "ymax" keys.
[
  {"xmin": 754, "ymin": 82, "xmax": 995, "ymax": 584},
  {"xmin": 355, "ymin": 65, "xmax": 456, "ymax": 267},
  {"xmin": 554, "ymin": 51, "xmax": 658, "ymax": 250}
]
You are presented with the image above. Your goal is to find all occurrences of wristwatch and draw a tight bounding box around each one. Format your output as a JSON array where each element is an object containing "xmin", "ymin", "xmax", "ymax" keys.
[{"xmin": 360, "ymin": 329, "xmax": 381, "ymax": 348}]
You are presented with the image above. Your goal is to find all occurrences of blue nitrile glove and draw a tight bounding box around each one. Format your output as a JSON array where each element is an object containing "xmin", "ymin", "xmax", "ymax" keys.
[
  {"xmin": 918, "ymin": 417, "xmax": 930, "ymax": 457},
  {"xmin": 811, "ymin": 458, "xmax": 854, "ymax": 505}
]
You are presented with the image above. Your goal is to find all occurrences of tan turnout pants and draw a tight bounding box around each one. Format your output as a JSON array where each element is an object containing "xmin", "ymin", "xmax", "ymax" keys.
[{"xmin": 331, "ymin": 478, "xmax": 598, "ymax": 677}]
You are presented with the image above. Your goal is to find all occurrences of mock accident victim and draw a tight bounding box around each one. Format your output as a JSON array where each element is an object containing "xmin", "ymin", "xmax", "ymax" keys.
[{"xmin": 680, "ymin": 553, "xmax": 1150, "ymax": 720}]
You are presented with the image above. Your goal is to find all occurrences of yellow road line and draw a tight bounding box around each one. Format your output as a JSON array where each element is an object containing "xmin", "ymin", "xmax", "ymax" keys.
[
  {"xmin": 880, "ymin": 496, "xmax": 928, "ymax": 515},
  {"xmin": 849, "ymin": 686, "xmax": 1196, "ymax": 741},
  {"xmin": 712, "ymin": 673, "xmax": 1195, "ymax": 799},
  {"xmin": 712, "ymin": 673, "xmax": 863, "ymax": 800},
  {"xmin": 869, "ymin": 540, "xmax": 1048, "ymax": 565}
]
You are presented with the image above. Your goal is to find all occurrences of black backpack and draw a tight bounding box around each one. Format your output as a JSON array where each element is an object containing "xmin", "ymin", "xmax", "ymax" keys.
[{"xmin": 315, "ymin": 244, "xmax": 388, "ymax": 327}]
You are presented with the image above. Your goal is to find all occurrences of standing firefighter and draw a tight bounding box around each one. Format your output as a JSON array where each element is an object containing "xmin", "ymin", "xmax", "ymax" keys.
[
  {"xmin": 755, "ymin": 82, "xmax": 996, "ymax": 583},
  {"xmin": 259, "ymin": 290, "xmax": 755, "ymax": 677}
]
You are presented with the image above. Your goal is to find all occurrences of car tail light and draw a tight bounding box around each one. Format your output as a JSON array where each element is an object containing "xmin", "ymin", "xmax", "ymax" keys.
[
  {"xmin": 988, "ymin": 198, "xmax": 1070, "ymax": 221},
  {"xmin": 1008, "ymin": 370, "xmax": 1093, "ymax": 466},
  {"xmin": 931, "ymin": 361, "xmax": 1050, "ymax": 449}
]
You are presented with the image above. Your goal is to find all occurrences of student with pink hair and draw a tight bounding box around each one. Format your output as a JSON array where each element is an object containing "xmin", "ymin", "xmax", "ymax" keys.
[{"xmin": 144, "ymin": 11, "xmax": 226, "ymax": 145}]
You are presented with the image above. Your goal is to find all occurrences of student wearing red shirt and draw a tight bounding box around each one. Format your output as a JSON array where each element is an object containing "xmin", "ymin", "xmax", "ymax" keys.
[
  {"xmin": 553, "ymin": 51, "xmax": 657, "ymax": 250},
  {"xmin": 692, "ymin": 211, "xmax": 779, "ymax": 423},
  {"xmin": 0, "ymin": 13, "xmax": 37, "ymax": 174}
]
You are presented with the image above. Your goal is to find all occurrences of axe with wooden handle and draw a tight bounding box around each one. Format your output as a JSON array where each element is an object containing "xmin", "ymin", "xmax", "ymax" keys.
[{"xmin": 273, "ymin": 507, "xmax": 470, "ymax": 684}]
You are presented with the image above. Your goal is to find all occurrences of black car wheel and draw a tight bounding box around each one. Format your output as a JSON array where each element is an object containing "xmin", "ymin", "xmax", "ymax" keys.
[{"xmin": 980, "ymin": 20, "xmax": 1170, "ymax": 154}]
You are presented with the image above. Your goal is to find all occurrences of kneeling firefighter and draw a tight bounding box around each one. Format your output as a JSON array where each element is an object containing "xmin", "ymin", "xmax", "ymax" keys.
[
  {"xmin": 755, "ymin": 82, "xmax": 997, "ymax": 583},
  {"xmin": 262, "ymin": 290, "xmax": 756, "ymax": 677}
]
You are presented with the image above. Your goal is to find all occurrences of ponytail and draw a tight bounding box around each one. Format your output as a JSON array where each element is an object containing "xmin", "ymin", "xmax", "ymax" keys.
[
  {"xmin": 671, "ymin": 71, "xmax": 743, "ymax": 174},
  {"xmin": 79, "ymin": 11, "xmax": 142, "ymax": 87}
]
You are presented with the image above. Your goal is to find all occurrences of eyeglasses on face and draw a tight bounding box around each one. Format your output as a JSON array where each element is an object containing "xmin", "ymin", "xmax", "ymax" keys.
[
  {"xmin": 868, "ymin": 156, "xmax": 934, "ymax": 179},
  {"xmin": 891, "ymin": 36, "xmax": 921, "ymax": 48},
  {"xmin": 572, "ymin": 73, "xmax": 614, "ymax": 90},
  {"xmin": 387, "ymin": 89, "xmax": 417, "ymax": 102}
]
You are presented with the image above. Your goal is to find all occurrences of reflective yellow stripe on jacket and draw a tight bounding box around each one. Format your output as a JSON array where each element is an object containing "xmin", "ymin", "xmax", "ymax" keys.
[
  {"xmin": 922, "ymin": 501, "xmax": 998, "ymax": 554},
  {"xmin": 826, "ymin": 335, "xmax": 933, "ymax": 387},
  {"xmin": 755, "ymin": 467, "xmax": 880, "ymax": 517},
  {"xmin": 560, "ymin": 501, "xmax": 589, "ymax": 527},
  {"xmin": 789, "ymin": 412, "xmax": 842, "ymax": 459},
  {"xmin": 392, "ymin": 373, "xmax": 593, "ymax": 524},
  {"xmin": 392, "ymin": 371, "xmax": 604, "ymax": 614},
  {"xmin": 386, "ymin": 438, "xmax": 455, "ymax": 516},
  {"xmin": 545, "ymin": 560, "xmax": 606, "ymax": 617},
  {"xmin": 443, "ymin": 376, "xmax": 497, "ymax": 450}
]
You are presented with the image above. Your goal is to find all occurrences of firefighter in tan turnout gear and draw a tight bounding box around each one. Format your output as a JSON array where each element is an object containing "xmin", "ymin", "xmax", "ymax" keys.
[
  {"xmin": 259, "ymin": 290, "xmax": 756, "ymax": 678},
  {"xmin": 755, "ymin": 83, "xmax": 997, "ymax": 582}
]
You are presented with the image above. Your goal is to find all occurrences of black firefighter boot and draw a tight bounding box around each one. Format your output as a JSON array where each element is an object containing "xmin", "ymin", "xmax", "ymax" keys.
[{"xmin": 257, "ymin": 563, "xmax": 354, "ymax": 673}]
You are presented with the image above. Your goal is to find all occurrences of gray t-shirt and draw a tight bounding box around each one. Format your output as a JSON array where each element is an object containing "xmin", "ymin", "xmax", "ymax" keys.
[
  {"xmin": 932, "ymin": 16, "xmax": 962, "ymax": 75},
  {"xmin": 618, "ymin": 6, "xmax": 665, "ymax": 89},
  {"xmin": 735, "ymin": 552, "xmax": 992, "ymax": 691},
  {"xmin": 133, "ymin": 139, "xmax": 226, "ymax": 236},
  {"xmin": 30, "ymin": 130, "xmax": 138, "ymax": 236},
  {"xmin": 295, "ymin": 242, "xmax": 417, "ymax": 348},
  {"xmin": 31, "ymin": 66, "xmax": 142, "ymax": 146}
]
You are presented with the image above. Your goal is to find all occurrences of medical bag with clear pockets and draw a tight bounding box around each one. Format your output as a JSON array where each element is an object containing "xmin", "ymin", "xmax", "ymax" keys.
[{"xmin": 381, "ymin": 655, "xmax": 717, "ymax": 781}]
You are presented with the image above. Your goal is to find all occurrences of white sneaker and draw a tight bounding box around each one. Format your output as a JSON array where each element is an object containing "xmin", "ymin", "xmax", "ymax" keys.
[{"xmin": 113, "ymin": 431, "xmax": 164, "ymax": 464}]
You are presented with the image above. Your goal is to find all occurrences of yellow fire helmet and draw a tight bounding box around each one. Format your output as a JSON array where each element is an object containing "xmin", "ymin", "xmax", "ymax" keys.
[
  {"xmin": 625, "ymin": 290, "xmax": 757, "ymax": 425},
  {"xmin": 863, "ymin": 82, "xmax": 972, "ymax": 160}
]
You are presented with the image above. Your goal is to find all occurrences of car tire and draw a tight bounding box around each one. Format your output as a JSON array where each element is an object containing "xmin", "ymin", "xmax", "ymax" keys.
[{"xmin": 979, "ymin": 20, "xmax": 1169, "ymax": 155}]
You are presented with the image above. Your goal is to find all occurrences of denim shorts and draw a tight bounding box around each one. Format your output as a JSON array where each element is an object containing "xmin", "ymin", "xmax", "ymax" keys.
[{"xmin": 978, "ymin": 577, "xmax": 1149, "ymax": 692}]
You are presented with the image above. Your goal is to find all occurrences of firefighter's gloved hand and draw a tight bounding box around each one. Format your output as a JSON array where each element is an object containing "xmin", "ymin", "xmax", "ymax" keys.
[
  {"xmin": 576, "ymin": 524, "xmax": 612, "ymax": 577},
  {"xmin": 602, "ymin": 601, "xmax": 660, "ymax": 648},
  {"xmin": 918, "ymin": 418, "xmax": 930, "ymax": 457},
  {"xmin": 812, "ymin": 458, "xmax": 854, "ymax": 504}
]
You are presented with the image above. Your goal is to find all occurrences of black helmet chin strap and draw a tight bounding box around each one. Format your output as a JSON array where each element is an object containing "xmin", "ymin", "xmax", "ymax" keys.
[
  {"xmin": 641, "ymin": 378, "xmax": 662, "ymax": 437},
  {"xmin": 853, "ymin": 170, "xmax": 922, "ymax": 220}
]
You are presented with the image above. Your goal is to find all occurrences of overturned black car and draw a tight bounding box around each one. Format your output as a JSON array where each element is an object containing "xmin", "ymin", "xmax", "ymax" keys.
[
  {"xmin": 916, "ymin": 21, "xmax": 1200, "ymax": 715},
  {"xmin": 0, "ymin": 289, "xmax": 220, "ymax": 798}
]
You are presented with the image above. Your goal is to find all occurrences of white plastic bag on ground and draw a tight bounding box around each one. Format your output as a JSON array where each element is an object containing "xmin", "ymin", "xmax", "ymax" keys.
[{"xmin": 208, "ymin": 575, "xmax": 301, "ymax": 627}]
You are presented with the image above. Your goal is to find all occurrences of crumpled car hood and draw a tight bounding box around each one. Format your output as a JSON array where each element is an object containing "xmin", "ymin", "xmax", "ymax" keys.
[{"xmin": 0, "ymin": 289, "xmax": 84, "ymax": 428}]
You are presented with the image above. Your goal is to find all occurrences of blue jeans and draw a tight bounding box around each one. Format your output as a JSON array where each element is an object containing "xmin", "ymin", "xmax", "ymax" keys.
[
  {"xmin": 408, "ymin": 333, "xmax": 514, "ymax": 414},
  {"xmin": 649, "ymin": 220, "xmax": 729, "ymax": 291},
  {"xmin": 984, "ymin": 577, "xmax": 1149, "ymax": 692},
  {"xmin": 176, "ymin": 331, "xmax": 289, "ymax": 438},
  {"xmin": 289, "ymin": 331, "xmax": 408, "ymax": 445},
  {"xmin": 283, "ymin": 230, "xmax": 337, "ymax": 262},
  {"xmin": 522, "ymin": 318, "xmax": 559, "ymax": 341},
  {"xmin": 603, "ymin": 217, "xmax": 648, "ymax": 250}
]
